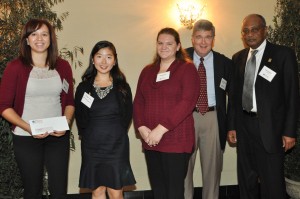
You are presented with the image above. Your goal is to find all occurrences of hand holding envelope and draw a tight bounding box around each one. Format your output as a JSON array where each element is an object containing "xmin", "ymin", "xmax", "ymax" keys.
[{"xmin": 29, "ymin": 116, "xmax": 70, "ymax": 136}]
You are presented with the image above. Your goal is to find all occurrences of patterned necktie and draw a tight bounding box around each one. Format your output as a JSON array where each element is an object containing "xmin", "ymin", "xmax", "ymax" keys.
[
  {"xmin": 242, "ymin": 50, "xmax": 258, "ymax": 112},
  {"xmin": 196, "ymin": 57, "xmax": 208, "ymax": 115}
]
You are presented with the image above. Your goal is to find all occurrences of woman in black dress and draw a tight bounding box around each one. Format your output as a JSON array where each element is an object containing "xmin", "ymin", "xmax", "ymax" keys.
[{"xmin": 75, "ymin": 41, "xmax": 136, "ymax": 199}]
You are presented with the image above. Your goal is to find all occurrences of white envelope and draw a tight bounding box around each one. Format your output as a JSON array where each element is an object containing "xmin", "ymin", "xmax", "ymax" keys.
[{"xmin": 29, "ymin": 116, "xmax": 69, "ymax": 135}]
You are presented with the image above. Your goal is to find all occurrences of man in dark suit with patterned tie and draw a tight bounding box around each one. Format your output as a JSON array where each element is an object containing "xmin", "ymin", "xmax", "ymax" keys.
[
  {"xmin": 184, "ymin": 19, "xmax": 232, "ymax": 199},
  {"xmin": 227, "ymin": 14, "xmax": 299, "ymax": 199}
]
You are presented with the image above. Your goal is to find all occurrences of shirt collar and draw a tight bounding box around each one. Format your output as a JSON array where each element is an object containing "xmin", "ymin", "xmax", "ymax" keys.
[
  {"xmin": 250, "ymin": 39, "xmax": 267, "ymax": 53},
  {"xmin": 193, "ymin": 50, "xmax": 213, "ymax": 61}
]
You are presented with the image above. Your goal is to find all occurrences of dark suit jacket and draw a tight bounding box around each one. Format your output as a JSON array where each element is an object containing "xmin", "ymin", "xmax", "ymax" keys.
[
  {"xmin": 228, "ymin": 41, "xmax": 299, "ymax": 153},
  {"xmin": 186, "ymin": 47, "xmax": 232, "ymax": 150}
]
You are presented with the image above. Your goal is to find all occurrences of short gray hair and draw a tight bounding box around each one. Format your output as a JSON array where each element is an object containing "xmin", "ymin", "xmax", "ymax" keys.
[{"xmin": 192, "ymin": 19, "xmax": 215, "ymax": 36}]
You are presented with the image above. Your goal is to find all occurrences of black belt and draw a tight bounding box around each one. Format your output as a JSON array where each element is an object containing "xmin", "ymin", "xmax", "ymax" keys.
[
  {"xmin": 194, "ymin": 106, "xmax": 215, "ymax": 113},
  {"xmin": 243, "ymin": 110, "xmax": 258, "ymax": 117}
]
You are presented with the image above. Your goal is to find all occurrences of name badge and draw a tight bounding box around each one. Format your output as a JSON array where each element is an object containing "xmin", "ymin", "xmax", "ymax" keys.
[
  {"xmin": 81, "ymin": 92, "xmax": 94, "ymax": 108},
  {"xmin": 219, "ymin": 78, "xmax": 227, "ymax": 90},
  {"xmin": 156, "ymin": 71, "xmax": 170, "ymax": 82},
  {"xmin": 259, "ymin": 66, "xmax": 276, "ymax": 82},
  {"xmin": 62, "ymin": 79, "xmax": 69, "ymax": 94}
]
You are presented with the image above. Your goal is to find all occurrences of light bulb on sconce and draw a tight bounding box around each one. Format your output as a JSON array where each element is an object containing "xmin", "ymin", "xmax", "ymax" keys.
[{"xmin": 177, "ymin": 0, "xmax": 206, "ymax": 29}]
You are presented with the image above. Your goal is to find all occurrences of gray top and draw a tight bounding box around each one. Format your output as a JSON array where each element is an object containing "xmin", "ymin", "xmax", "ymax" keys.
[{"xmin": 14, "ymin": 66, "xmax": 62, "ymax": 136}]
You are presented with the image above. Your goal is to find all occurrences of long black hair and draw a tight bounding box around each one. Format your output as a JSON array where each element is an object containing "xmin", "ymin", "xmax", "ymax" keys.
[{"xmin": 81, "ymin": 40, "xmax": 129, "ymax": 96}]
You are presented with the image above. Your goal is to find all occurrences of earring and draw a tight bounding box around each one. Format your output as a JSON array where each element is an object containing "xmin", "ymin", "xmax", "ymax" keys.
[{"xmin": 26, "ymin": 39, "xmax": 29, "ymax": 45}]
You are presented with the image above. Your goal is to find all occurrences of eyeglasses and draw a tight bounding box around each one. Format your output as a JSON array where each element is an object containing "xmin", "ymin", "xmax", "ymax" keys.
[
  {"xmin": 241, "ymin": 26, "xmax": 265, "ymax": 36},
  {"xmin": 194, "ymin": 35, "xmax": 214, "ymax": 42}
]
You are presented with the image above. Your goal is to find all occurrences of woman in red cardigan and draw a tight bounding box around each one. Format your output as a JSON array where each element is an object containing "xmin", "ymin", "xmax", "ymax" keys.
[
  {"xmin": 0, "ymin": 19, "xmax": 74, "ymax": 199},
  {"xmin": 133, "ymin": 27, "xmax": 200, "ymax": 199}
]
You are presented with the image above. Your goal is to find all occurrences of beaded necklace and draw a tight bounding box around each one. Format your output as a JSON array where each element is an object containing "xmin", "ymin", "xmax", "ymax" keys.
[{"xmin": 93, "ymin": 83, "xmax": 113, "ymax": 99}]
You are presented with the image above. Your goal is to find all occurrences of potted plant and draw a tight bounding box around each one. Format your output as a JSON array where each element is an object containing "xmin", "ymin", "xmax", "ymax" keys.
[
  {"xmin": 0, "ymin": 117, "xmax": 23, "ymax": 199},
  {"xmin": 284, "ymin": 123, "xmax": 300, "ymax": 199}
]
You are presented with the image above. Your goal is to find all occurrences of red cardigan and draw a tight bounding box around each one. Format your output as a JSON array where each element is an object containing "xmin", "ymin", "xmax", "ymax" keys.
[
  {"xmin": 0, "ymin": 58, "xmax": 74, "ymax": 129},
  {"xmin": 133, "ymin": 60, "xmax": 200, "ymax": 153}
]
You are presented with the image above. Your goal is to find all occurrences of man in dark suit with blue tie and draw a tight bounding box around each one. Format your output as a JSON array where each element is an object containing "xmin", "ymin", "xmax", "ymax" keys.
[
  {"xmin": 227, "ymin": 14, "xmax": 299, "ymax": 199},
  {"xmin": 184, "ymin": 19, "xmax": 232, "ymax": 199}
]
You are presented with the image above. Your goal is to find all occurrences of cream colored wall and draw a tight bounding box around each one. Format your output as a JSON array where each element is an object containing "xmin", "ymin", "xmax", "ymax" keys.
[{"xmin": 53, "ymin": 0, "xmax": 276, "ymax": 193}]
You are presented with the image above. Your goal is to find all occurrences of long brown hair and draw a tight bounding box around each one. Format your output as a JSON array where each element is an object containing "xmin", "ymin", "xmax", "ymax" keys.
[
  {"xmin": 152, "ymin": 27, "xmax": 191, "ymax": 65},
  {"xmin": 19, "ymin": 19, "xmax": 58, "ymax": 69}
]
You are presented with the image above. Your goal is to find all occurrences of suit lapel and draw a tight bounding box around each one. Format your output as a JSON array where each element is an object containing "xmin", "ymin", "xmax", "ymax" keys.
[
  {"xmin": 212, "ymin": 51, "xmax": 222, "ymax": 106},
  {"xmin": 239, "ymin": 49, "xmax": 250, "ymax": 79},
  {"xmin": 255, "ymin": 41, "xmax": 273, "ymax": 88},
  {"xmin": 258, "ymin": 41, "xmax": 273, "ymax": 72},
  {"xmin": 213, "ymin": 51, "xmax": 221, "ymax": 91}
]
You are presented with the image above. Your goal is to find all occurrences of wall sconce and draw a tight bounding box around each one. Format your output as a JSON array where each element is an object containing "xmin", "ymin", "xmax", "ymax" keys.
[{"xmin": 177, "ymin": 0, "xmax": 205, "ymax": 29}]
